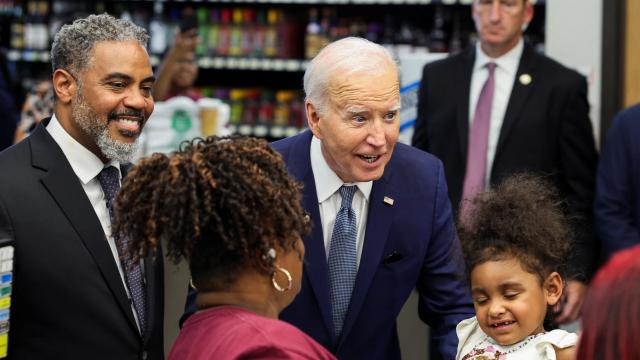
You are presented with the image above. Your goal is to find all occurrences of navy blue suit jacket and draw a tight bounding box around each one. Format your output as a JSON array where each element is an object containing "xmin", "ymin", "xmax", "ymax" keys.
[
  {"xmin": 595, "ymin": 103, "xmax": 640, "ymax": 260},
  {"xmin": 272, "ymin": 131, "xmax": 473, "ymax": 359}
]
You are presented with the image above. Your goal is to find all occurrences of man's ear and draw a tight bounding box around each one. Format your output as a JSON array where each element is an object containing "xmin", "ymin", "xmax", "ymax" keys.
[
  {"xmin": 524, "ymin": 1, "xmax": 535, "ymax": 26},
  {"xmin": 305, "ymin": 100, "xmax": 323, "ymax": 140},
  {"xmin": 543, "ymin": 272, "xmax": 563, "ymax": 306},
  {"xmin": 52, "ymin": 69, "xmax": 77, "ymax": 104}
]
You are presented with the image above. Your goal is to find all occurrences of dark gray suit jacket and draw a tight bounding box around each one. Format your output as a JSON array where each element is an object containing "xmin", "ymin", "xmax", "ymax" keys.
[
  {"xmin": 412, "ymin": 43, "xmax": 599, "ymax": 280},
  {"xmin": 0, "ymin": 119, "xmax": 164, "ymax": 359}
]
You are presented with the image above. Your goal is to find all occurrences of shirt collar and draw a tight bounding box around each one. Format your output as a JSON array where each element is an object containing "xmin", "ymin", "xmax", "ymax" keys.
[
  {"xmin": 474, "ymin": 38, "xmax": 524, "ymax": 76},
  {"xmin": 46, "ymin": 114, "xmax": 121, "ymax": 184},
  {"xmin": 310, "ymin": 135, "xmax": 372, "ymax": 203}
]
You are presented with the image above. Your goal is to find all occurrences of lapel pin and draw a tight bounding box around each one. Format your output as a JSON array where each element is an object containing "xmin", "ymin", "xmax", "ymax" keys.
[
  {"xmin": 383, "ymin": 196, "xmax": 394, "ymax": 206},
  {"xmin": 519, "ymin": 73, "xmax": 532, "ymax": 85}
]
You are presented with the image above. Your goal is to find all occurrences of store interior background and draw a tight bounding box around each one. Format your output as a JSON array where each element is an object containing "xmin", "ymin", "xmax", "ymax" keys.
[{"xmin": 2, "ymin": 0, "xmax": 638, "ymax": 358}]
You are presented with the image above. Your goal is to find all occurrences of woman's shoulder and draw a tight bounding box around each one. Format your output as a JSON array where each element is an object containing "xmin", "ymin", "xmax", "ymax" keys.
[
  {"xmin": 223, "ymin": 308, "xmax": 337, "ymax": 360},
  {"xmin": 180, "ymin": 307, "xmax": 336, "ymax": 359}
]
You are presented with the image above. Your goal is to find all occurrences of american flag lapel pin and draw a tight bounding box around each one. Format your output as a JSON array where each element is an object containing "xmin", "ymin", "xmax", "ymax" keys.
[{"xmin": 383, "ymin": 196, "xmax": 394, "ymax": 206}]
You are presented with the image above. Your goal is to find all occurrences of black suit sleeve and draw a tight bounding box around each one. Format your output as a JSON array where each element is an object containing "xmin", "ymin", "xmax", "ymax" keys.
[
  {"xmin": 558, "ymin": 74, "xmax": 599, "ymax": 281},
  {"xmin": 412, "ymin": 64, "xmax": 431, "ymax": 151}
]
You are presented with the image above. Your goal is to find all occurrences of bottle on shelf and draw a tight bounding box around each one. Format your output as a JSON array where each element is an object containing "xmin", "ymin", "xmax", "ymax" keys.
[
  {"xmin": 428, "ymin": 5, "xmax": 449, "ymax": 53},
  {"xmin": 448, "ymin": 11, "xmax": 463, "ymax": 54},
  {"xmin": 305, "ymin": 8, "xmax": 321, "ymax": 60},
  {"xmin": 263, "ymin": 9, "xmax": 279, "ymax": 58},
  {"xmin": 273, "ymin": 90, "xmax": 293, "ymax": 127},
  {"xmin": 149, "ymin": 1, "xmax": 167, "ymax": 55},
  {"xmin": 196, "ymin": 6, "xmax": 209, "ymax": 56},
  {"xmin": 242, "ymin": 89, "xmax": 260, "ymax": 125},
  {"xmin": 229, "ymin": 88, "xmax": 245, "ymax": 125},
  {"xmin": 241, "ymin": 9, "xmax": 255, "ymax": 57},
  {"xmin": 217, "ymin": 8, "xmax": 231, "ymax": 57},
  {"xmin": 206, "ymin": 9, "xmax": 220, "ymax": 56},
  {"xmin": 10, "ymin": 5, "xmax": 24, "ymax": 50},
  {"xmin": 252, "ymin": 9, "xmax": 266, "ymax": 58},
  {"xmin": 257, "ymin": 91, "xmax": 274, "ymax": 125},
  {"xmin": 228, "ymin": 8, "xmax": 243, "ymax": 57}
]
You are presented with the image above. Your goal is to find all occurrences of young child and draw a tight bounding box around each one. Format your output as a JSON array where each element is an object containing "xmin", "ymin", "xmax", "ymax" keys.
[{"xmin": 456, "ymin": 174, "xmax": 577, "ymax": 360}]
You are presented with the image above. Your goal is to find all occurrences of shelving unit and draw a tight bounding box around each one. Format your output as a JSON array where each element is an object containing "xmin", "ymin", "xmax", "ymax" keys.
[{"xmin": 2, "ymin": 0, "xmax": 546, "ymax": 139}]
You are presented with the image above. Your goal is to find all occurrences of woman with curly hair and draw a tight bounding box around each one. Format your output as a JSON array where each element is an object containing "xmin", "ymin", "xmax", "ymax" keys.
[
  {"xmin": 455, "ymin": 174, "xmax": 577, "ymax": 360},
  {"xmin": 112, "ymin": 136, "xmax": 335, "ymax": 359}
]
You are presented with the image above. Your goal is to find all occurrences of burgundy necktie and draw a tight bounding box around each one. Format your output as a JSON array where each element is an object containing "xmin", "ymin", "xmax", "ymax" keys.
[{"xmin": 460, "ymin": 62, "xmax": 496, "ymax": 222}]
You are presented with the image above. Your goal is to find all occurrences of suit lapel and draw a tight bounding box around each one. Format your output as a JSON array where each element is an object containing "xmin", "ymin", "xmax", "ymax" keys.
[
  {"xmin": 456, "ymin": 47, "xmax": 476, "ymax": 161},
  {"xmin": 339, "ymin": 169, "xmax": 399, "ymax": 345},
  {"xmin": 30, "ymin": 123, "xmax": 139, "ymax": 334},
  {"xmin": 142, "ymin": 249, "xmax": 158, "ymax": 343},
  {"xmin": 494, "ymin": 44, "xmax": 537, "ymax": 163},
  {"xmin": 287, "ymin": 132, "xmax": 334, "ymax": 338}
]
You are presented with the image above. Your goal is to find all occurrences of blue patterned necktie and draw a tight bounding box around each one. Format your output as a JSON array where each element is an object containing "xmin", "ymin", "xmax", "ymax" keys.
[
  {"xmin": 98, "ymin": 166, "xmax": 147, "ymax": 337},
  {"xmin": 328, "ymin": 185, "xmax": 358, "ymax": 338}
]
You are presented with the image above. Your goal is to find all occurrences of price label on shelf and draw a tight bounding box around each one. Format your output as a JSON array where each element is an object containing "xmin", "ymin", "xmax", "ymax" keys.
[
  {"xmin": 212, "ymin": 57, "xmax": 225, "ymax": 69},
  {"xmin": 285, "ymin": 126, "xmax": 301, "ymax": 137},
  {"xmin": 254, "ymin": 125, "xmax": 269, "ymax": 137},
  {"xmin": 238, "ymin": 125, "xmax": 253, "ymax": 136},
  {"xmin": 270, "ymin": 126, "xmax": 285, "ymax": 138}
]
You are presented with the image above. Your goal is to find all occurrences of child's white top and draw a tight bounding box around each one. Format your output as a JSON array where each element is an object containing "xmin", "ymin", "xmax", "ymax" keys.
[{"xmin": 456, "ymin": 316, "xmax": 577, "ymax": 360}]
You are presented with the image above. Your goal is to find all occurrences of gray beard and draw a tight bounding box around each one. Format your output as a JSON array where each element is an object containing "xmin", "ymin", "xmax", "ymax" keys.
[{"xmin": 71, "ymin": 93, "xmax": 140, "ymax": 163}]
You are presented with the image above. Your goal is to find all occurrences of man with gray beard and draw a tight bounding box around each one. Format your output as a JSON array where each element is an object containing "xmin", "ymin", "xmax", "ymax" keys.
[{"xmin": 0, "ymin": 14, "xmax": 164, "ymax": 359}]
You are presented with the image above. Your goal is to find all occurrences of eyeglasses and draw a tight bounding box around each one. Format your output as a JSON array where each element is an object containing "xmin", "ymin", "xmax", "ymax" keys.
[{"xmin": 474, "ymin": 0, "xmax": 524, "ymax": 13}]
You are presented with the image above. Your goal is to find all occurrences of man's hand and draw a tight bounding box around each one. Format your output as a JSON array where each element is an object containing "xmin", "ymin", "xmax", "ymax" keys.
[
  {"xmin": 553, "ymin": 280, "xmax": 587, "ymax": 324},
  {"xmin": 174, "ymin": 29, "xmax": 198, "ymax": 54}
]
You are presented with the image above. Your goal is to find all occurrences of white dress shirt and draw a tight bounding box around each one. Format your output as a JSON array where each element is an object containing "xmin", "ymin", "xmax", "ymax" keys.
[
  {"xmin": 310, "ymin": 136, "xmax": 372, "ymax": 268},
  {"xmin": 469, "ymin": 39, "xmax": 524, "ymax": 187},
  {"xmin": 46, "ymin": 115, "xmax": 142, "ymax": 332}
]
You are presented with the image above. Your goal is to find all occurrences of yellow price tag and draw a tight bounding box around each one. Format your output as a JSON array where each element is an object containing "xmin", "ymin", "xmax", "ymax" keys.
[{"xmin": 0, "ymin": 333, "xmax": 8, "ymax": 357}]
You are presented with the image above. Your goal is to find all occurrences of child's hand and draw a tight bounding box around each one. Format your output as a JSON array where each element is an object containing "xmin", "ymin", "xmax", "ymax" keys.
[{"xmin": 553, "ymin": 280, "xmax": 587, "ymax": 324}]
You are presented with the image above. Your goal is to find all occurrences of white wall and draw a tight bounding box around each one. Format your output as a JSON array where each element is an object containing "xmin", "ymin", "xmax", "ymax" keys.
[{"xmin": 545, "ymin": 0, "xmax": 603, "ymax": 144}]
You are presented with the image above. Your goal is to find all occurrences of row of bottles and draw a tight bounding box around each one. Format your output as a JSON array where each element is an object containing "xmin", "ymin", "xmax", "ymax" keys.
[
  {"xmin": 0, "ymin": 0, "xmax": 14, "ymax": 15},
  {"xmin": 6, "ymin": 1, "xmax": 544, "ymax": 61},
  {"xmin": 121, "ymin": 3, "xmax": 303, "ymax": 59},
  {"xmin": 306, "ymin": 6, "xmax": 468, "ymax": 58},
  {"xmin": 10, "ymin": 1, "xmax": 49, "ymax": 50},
  {"xmin": 10, "ymin": 1, "xmax": 106, "ymax": 51},
  {"xmin": 199, "ymin": 86, "xmax": 306, "ymax": 129}
]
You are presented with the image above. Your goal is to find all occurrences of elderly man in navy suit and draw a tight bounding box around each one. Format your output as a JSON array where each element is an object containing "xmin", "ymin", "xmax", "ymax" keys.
[{"xmin": 183, "ymin": 36, "xmax": 473, "ymax": 359}]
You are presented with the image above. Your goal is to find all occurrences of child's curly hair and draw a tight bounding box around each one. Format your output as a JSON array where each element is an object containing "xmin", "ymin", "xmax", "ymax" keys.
[
  {"xmin": 112, "ymin": 135, "xmax": 310, "ymax": 291},
  {"xmin": 458, "ymin": 174, "xmax": 572, "ymax": 283}
]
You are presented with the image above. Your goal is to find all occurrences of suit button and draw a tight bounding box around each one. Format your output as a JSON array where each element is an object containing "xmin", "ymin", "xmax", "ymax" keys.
[{"xmin": 140, "ymin": 350, "xmax": 148, "ymax": 360}]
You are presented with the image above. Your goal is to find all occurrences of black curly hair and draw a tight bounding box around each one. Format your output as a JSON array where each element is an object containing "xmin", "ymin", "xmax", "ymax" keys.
[
  {"xmin": 458, "ymin": 174, "xmax": 573, "ymax": 284},
  {"xmin": 112, "ymin": 135, "xmax": 310, "ymax": 291}
]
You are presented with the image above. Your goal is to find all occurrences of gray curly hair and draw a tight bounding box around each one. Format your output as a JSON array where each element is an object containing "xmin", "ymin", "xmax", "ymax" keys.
[{"xmin": 51, "ymin": 13, "xmax": 149, "ymax": 75}]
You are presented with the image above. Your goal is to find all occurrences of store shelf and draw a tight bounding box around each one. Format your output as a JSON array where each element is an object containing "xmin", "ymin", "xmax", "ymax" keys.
[
  {"xmin": 126, "ymin": 0, "xmax": 543, "ymax": 4},
  {"xmin": 198, "ymin": 57, "xmax": 308, "ymax": 71},
  {"xmin": 229, "ymin": 124, "xmax": 306, "ymax": 138},
  {"xmin": 6, "ymin": 50, "xmax": 49, "ymax": 63},
  {"xmin": 7, "ymin": 52, "xmax": 308, "ymax": 72}
]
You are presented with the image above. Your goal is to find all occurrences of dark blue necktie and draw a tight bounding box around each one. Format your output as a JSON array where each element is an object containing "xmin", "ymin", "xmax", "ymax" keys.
[
  {"xmin": 328, "ymin": 185, "xmax": 358, "ymax": 338},
  {"xmin": 98, "ymin": 166, "xmax": 147, "ymax": 336}
]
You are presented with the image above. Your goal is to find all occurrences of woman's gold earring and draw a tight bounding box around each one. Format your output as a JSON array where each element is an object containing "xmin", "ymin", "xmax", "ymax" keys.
[
  {"xmin": 189, "ymin": 278, "xmax": 197, "ymax": 290},
  {"xmin": 271, "ymin": 266, "xmax": 292, "ymax": 292}
]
